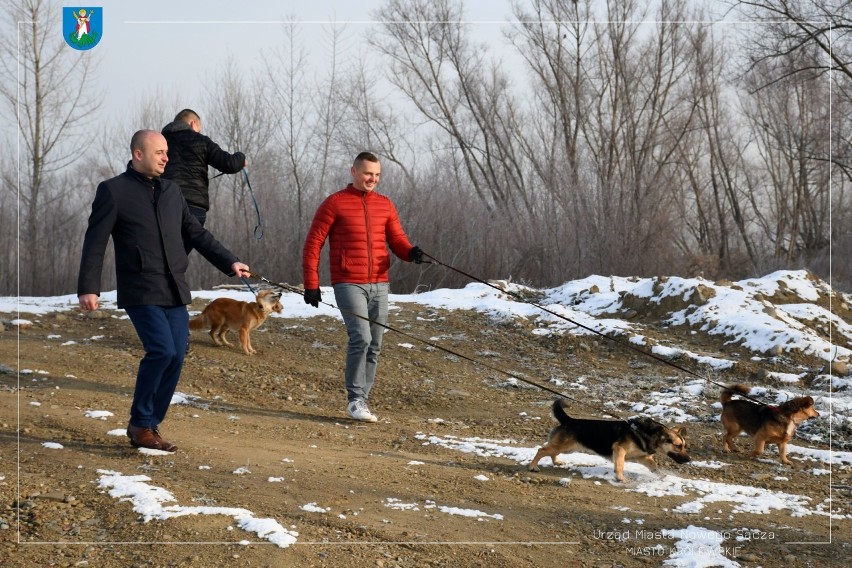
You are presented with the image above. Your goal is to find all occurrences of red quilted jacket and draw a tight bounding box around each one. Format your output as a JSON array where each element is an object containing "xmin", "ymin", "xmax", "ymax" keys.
[{"xmin": 302, "ymin": 185, "xmax": 414, "ymax": 289}]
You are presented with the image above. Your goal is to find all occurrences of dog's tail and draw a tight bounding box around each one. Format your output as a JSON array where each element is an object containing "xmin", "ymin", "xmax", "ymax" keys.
[
  {"xmin": 188, "ymin": 313, "xmax": 207, "ymax": 330},
  {"xmin": 551, "ymin": 399, "xmax": 573, "ymax": 426},
  {"xmin": 721, "ymin": 384, "xmax": 750, "ymax": 404}
]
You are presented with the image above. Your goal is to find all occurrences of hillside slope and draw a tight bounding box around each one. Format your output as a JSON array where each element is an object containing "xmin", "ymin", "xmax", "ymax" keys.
[{"xmin": 1, "ymin": 270, "xmax": 850, "ymax": 567}]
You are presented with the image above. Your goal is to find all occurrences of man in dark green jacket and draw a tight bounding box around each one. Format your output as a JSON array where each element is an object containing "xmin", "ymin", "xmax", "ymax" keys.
[{"xmin": 78, "ymin": 129, "xmax": 250, "ymax": 452}]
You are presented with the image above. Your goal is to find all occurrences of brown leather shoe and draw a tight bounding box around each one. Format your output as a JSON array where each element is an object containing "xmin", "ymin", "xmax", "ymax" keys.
[
  {"xmin": 127, "ymin": 424, "xmax": 166, "ymax": 451},
  {"xmin": 152, "ymin": 430, "xmax": 178, "ymax": 452}
]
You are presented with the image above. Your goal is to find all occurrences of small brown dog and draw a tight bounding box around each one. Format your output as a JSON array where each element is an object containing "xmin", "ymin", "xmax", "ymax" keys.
[
  {"xmin": 720, "ymin": 384, "xmax": 819, "ymax": 464},
  {"xmin": 189, "ymin": 289, "xmax": 282, "ymax": 355},
  {"xmin": 529, "ymin": 399, "xmax": 690, "ymax": 482}
]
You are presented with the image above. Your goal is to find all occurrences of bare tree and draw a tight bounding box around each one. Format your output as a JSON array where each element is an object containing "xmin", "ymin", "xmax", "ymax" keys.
[
  {"xmin": 518, "ymin": 0, "xmax": 698, "ymax": 275},
  {"xmin": 734, "ymin": 0, "xmax": 851, "ymax": 82},
  {"xmin": 0, "ymin": 152, "xmax": 18, "ymax": 295},
  {"xmin": 673, "ymin": 20, "xmax": 761, "ymax": 278},
  {"xmin": 743, "ymin": 48, "xmax": 833, "ymax": 265},
  {"xmin": 310, "ymin": 22, "xmax": 351, "ymax": 199},
  {"xmin": 371, "ymin": 0, "xmax": 529, "ymax": 213},
  {"xmin": 0, "ymin": 0, "xmax": 101, "ymax": 295},
  {"xmin": 733, "ymin": 0, "xmax": 848, "ymax": 288},
  {"xmin": 733, "ymin": 0, "xmax": 852, "ymax": 179},
  {"xmin": 263, "ymin": 20, "xmax": 345, "ymax": 244},
  {"xmin": 508, "ymin": 0, "xmax": 595, "ymax": 276},
  {"xmin": 254, "ymin": 19, "xmax": 359, "ymax": 286},
  {"xmin": 337, "ymin": 57, "xmax": 419, "ymax": 189}
]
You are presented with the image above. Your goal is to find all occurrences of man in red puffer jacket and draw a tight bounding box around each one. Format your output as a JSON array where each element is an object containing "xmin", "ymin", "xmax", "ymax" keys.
[{"xmin": 302, "ymin": 152, "xmax": 423, "ymax": 422}]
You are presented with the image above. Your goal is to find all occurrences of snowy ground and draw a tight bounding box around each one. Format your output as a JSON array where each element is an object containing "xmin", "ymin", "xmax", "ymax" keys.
[{"xmin": 3, "ymin": 269, "xmax": 850, "ymax": 566}]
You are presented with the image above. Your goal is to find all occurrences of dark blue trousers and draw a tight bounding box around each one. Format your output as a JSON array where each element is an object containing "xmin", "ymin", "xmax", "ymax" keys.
[{"xmin": 125, "ymin": 305, "xmax": 189, "ymax": 429}]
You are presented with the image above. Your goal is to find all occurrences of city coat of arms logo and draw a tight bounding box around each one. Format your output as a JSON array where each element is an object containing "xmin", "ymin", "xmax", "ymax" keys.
[{"xmin": 63, "ymin": 7, "xmax": 102, "ymax": 50}]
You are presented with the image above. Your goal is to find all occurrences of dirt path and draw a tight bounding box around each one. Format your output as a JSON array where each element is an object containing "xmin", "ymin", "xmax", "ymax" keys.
[{"xmin": 1, "ymin": 300, "xmax": 848, "ymax": 567}]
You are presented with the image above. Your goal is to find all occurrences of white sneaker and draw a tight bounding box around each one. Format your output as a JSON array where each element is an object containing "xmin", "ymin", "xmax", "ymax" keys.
[{"xmin": 347, "ymin": 400, "xmax": 378, "ymax": 422}]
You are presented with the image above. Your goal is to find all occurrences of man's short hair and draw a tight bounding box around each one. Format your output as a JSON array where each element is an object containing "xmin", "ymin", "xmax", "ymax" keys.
[
  {"xmin": 174, "ymin": 108, "xmax": 201, "ymax": 123},
  {"xmin": 353, "ymin": 152, "xmax": 379, "ymax": 167},
  {"xmin": 130, "ymin": 129, "xmax": 156, "ymax": 153}
]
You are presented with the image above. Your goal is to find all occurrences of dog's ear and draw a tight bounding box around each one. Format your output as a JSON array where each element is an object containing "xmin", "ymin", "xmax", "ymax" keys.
[
  {"xmin": 787, "ymin": 397, "xmax": 814, "ymax": 412},
  {"xmin": 675, "ymin": 427, "xmax": 687, "ymax": 437}
]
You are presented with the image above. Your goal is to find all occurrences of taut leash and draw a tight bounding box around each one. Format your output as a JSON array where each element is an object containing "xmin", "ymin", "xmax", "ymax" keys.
[
  {"xmin": 246, "ymin": 272, "xmax": 617, "ymax": 413},
  {"xmin": 420, "ymin": 251, "xmax": 775, "ymax": 409}
]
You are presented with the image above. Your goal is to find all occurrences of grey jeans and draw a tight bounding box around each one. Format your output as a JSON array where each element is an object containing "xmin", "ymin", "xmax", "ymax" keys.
[{"xmin": 333, "ymin": 282, "xmax": 389, "ymax": 403}]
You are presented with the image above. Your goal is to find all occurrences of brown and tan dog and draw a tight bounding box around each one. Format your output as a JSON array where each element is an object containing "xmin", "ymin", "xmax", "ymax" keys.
[
  {"xmin": 189, "ymin": 289, "xmax": 282, "ymax": 355},
  {"xmin": 720, "ymin": 384, "xmax": 819, "ymax": 464},
  {"xmin": 529, "ymin": 399, "xmax": 690, "ymax": 482}
]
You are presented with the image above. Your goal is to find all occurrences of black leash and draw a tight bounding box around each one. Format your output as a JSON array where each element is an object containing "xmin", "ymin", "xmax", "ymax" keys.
[
  {"xmin": 245, "ymin": 267, "xmax": 778, "ymax": 427},
  {"xmin": 240, "ymin": 276, "xmax": 258, "ymax": 295},
  {"xmin": 420, "ymin": 251, "xmax": 774, "ymax": 409},
  {"xmin": 246, "ymin": 272, "xmax": 624, "ymax": 415},
  {"xmin": 243, "ymin": 270, "xmax": 796, "ymax": 438},
  {"xmin": 242, "ymin": 169, "xmax": 263, "ymax": 240},
  {"xmin": 211, "ymin": 168, "xmax": 263, "ymax": 240}
]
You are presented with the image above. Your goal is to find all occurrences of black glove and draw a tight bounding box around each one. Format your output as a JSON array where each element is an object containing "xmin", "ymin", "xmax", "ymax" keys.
[
  {"xmin": 410, "ymin": 246, "xmax": 424, "ymax": 264},
  {"xmin": 304, "ymin": 288, "xmax": 321, "ymax": 308}
]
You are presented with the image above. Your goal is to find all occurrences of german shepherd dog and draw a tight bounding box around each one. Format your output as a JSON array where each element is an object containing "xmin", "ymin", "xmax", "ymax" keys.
[
  {"xmin": 529, "ymin": 399, "xmax": 690, "ymax": 482},
  {"xmin": 720, "ymin": 384, "xmax": 819, "ymax": 465},
  {"xmin": 189, "ymin": 289, "xmax": 282, "ymax": 355}
]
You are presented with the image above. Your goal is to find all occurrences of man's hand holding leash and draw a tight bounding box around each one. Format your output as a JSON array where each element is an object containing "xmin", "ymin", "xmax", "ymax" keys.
[{"xmin": 304, "ymin": 289, "xmax": 322, "ymax": 308}]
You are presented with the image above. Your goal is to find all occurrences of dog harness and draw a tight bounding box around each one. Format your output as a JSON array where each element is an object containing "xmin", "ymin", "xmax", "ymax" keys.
[{"xmin": 627, "ymin": 419, "xmax": 655, "ymax": 455}]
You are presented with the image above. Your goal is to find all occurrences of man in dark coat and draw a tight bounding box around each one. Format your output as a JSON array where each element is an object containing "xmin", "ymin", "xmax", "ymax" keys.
[
  {"xmin": 161, "ymin": 108, "xmax": 246, "ymax": 252},
  {"xmin": 78, "ymin": 129, "xmax": 251, "ymax": 452}
]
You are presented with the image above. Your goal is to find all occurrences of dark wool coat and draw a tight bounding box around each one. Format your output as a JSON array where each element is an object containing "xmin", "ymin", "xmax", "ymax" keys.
[
  {"xmin": 77, "ymin": 164, "xmax": 239, "ymax": 308},
  {"xmin": 161, "ymin": 120, "xmax": 245, "ymax": 211},
  {"xmin": 302, "ymin": 184, "xmax": 414, "ymax": 289}
]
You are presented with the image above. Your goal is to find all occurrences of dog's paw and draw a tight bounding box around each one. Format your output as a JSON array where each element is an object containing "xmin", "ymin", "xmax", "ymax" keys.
[{"xmin": 527, "ymin": 465, "xmax": 541, "ymax": 472}]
